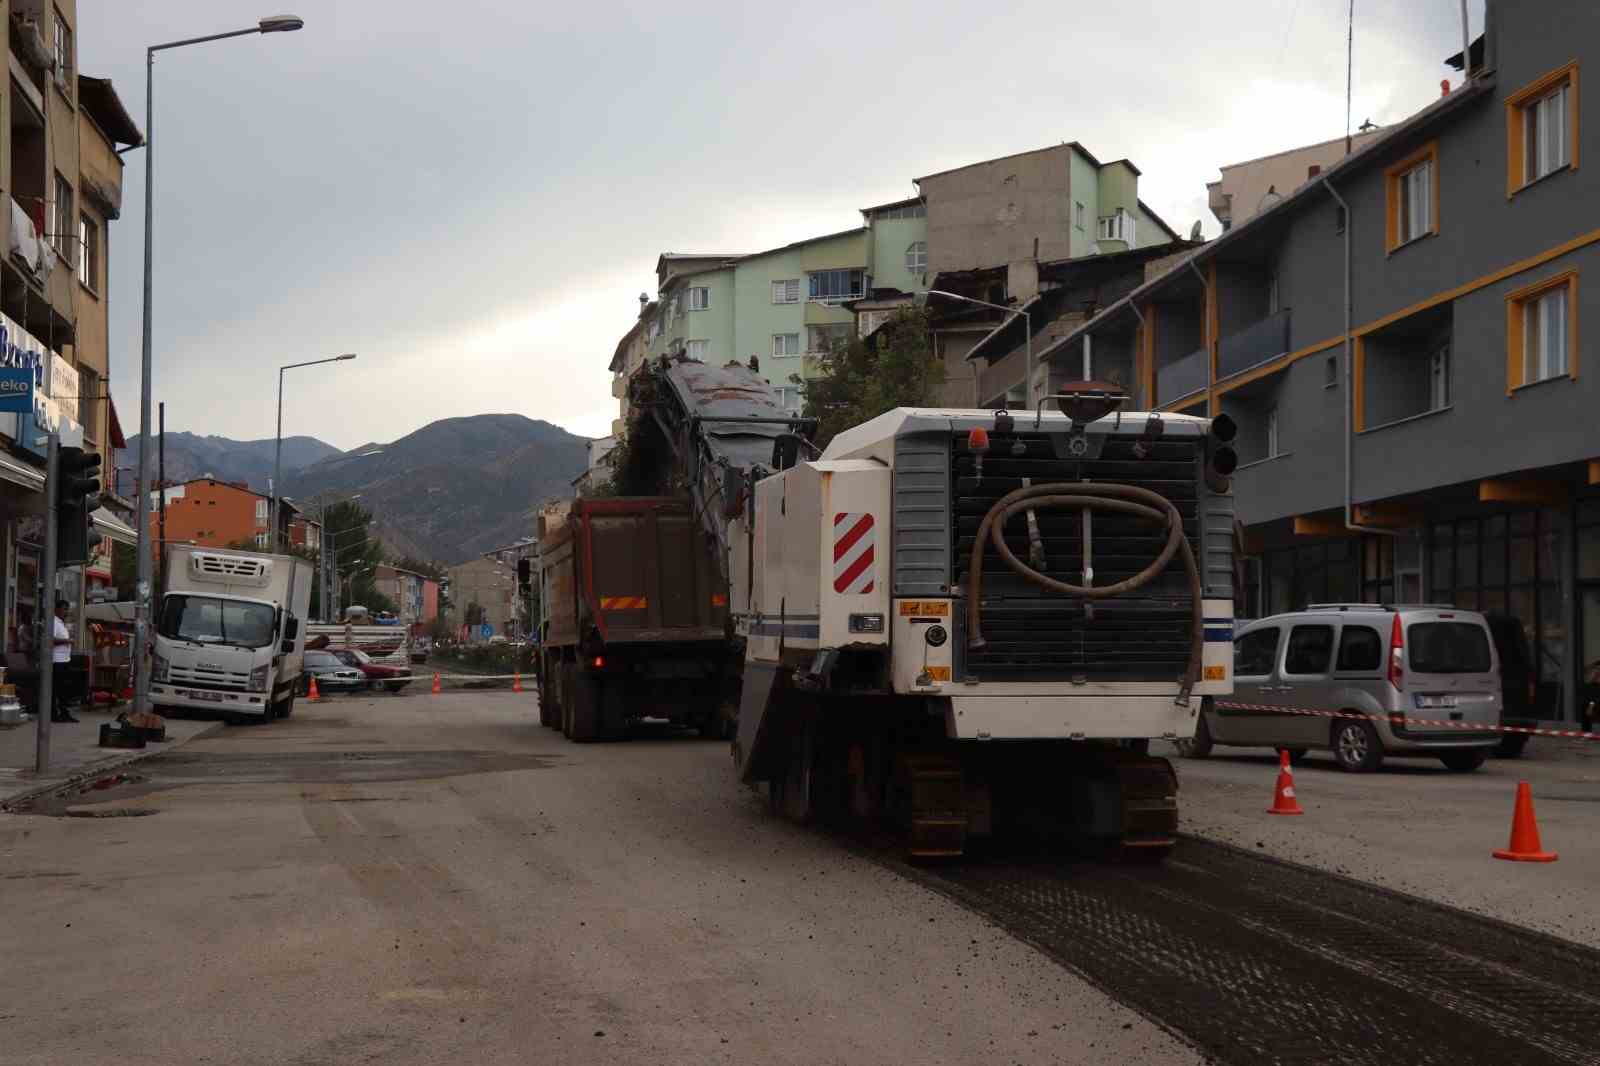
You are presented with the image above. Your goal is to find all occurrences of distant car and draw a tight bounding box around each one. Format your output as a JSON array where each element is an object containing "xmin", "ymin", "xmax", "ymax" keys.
[
  {"xmin": 302, "ymin": 650, "xmax": 366, "ymax": 694},
  {"xmin": 488, "ymin": 635, "xmax": 509, "ymax": 645},
  {"xmin": 331, "ymin": 647, "xmax": 412, "ymax": 693},
  {"xmin": 410, "ymin": 637, "xmax": 432, "ymax": 664},
  {"xmin": 1177, "ymin": 604, "xmax": 1502, "ymax": 772}
]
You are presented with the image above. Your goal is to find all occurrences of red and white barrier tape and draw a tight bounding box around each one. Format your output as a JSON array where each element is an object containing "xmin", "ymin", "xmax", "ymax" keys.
[{"xmin": 1212, "ymin": 700, "xmax": 1599, "ymax": 741}]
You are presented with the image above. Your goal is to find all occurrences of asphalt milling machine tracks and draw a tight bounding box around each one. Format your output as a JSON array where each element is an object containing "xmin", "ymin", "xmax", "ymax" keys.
[{"xmin": 882, "ymin": 833, "xmax": 1600, "ymax": 1066}]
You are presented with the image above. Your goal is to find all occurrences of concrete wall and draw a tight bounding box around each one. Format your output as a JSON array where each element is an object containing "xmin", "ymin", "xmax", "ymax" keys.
[
  {"xmin": 1208, "ymin": 130, "xmax": 1385, "ymax": 229},
  {"xmin": 733, "ymin": 247, "xmax": 803, "ymax": 369},
  {"xmin": 920, "ymin": 146, "xmax": 1077, "ymax": 274}
]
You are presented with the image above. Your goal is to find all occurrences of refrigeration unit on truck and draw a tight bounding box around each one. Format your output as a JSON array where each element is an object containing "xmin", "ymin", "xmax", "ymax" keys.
[
  {"xmin": 150, "ymin": 546, "xmax": 313, "ymax": 722},
  {"xmin": 731, "ymin": 385, "xmax": 1240, "ymax": 860}
]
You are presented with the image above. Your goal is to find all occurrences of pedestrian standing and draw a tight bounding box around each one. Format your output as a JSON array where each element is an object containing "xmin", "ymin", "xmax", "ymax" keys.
[{"xmin": 52, "ymin": 599, "xmax": 78, "ymax": 724}]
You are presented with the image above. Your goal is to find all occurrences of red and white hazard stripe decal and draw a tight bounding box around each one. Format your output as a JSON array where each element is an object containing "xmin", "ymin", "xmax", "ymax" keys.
[{"xmin": 833, "ymin": 512, "xmax": 876, "ymax": 595}]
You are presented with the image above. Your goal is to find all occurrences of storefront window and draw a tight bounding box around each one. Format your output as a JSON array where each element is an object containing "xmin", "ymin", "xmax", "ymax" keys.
[{"xmin": 1482, "ymin": 516, "xmax": 1508, "ymax": 585}]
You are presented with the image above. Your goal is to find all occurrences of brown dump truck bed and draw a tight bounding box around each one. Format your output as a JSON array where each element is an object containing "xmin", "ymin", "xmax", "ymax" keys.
[{"xmin": 540, "ymin": 497, "xmax": 728, "ymax": 649}]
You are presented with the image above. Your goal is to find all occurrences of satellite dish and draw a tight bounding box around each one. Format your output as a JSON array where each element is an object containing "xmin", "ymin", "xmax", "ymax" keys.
[
  {"xmin": 1188, "ymin": 220, "xmax": 1203, "ymax": 240},
  {"xmin": 1258, "ymin": 184, "xmax": 1283, "ymax": 213}
]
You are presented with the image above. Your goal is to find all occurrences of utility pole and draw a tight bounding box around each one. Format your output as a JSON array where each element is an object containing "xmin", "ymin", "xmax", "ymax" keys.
[
  {"xmin": 158, "ymin": 402, "xmax": 166, "ymax": 602},
  {"xmin": 34, "ymin": 432, "xmax": 59, "ymax": 773}
]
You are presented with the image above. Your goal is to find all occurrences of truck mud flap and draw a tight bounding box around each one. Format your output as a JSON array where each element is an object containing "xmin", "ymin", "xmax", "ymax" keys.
[{"xmin": 734, "ymin": 661, "xmax": 782, "ymax": 785}]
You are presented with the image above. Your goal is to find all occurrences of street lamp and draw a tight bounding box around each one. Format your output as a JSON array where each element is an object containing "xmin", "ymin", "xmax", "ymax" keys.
[
  {"xmin": 272, "ymin": 353, "xmax": 357, "ymax": 551},
  {"xmin": 926, "ymin": 290, "xmax": 1034, "ymax": 408},
  {"xmin": 132, "ymin": 14, "xmax": 305, "ymax": 721},
  {"xmin": 342, "ymin": 564, "xmax": 375, "ymax": 610}
]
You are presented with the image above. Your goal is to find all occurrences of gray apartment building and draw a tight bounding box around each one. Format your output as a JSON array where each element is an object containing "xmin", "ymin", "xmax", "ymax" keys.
[{"xmin": 1047, "ymin": 0, "xmax": 1595, "ymax": 725}]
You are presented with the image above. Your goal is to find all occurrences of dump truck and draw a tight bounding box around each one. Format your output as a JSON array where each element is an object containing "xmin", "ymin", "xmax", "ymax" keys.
[
  {"xmin": 730, "ymin": 385, "xmax": 1239, "ymax": 859},
  {"xmin": 536, "ymin": 356, "xmax": 813, "ymax": 739}
]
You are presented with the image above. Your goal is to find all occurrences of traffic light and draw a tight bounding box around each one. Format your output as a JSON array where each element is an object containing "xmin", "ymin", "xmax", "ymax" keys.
[{"xmin": 56, "ymin": 446, "xmax": 102, "ymax": 566}]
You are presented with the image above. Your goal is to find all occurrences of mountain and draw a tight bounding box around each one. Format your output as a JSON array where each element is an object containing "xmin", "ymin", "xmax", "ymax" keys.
[
  {"xmin": 119, "ymin": 432, "xmax": 343, "ymax": 494},
  {"xmin": 282, "ymin": 413, "xmax": 590, "ymax": 565}
]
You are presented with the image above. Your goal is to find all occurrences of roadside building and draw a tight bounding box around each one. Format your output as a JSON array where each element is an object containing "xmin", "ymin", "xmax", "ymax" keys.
[
  {"xmin": 1051, "ymin": 2, "xmax": 1597, "ymax": 725},
  {"xmin": 1207, "ymin": 129, "xmax": 1387, "ymax": 233},
  {"xmin": 287, "ymin": 514, "xmax": 322, "ymax": 552},
  {"xmin": 373, "ymin": 564, "xmax": 438, "ymax": 627},
  {"xmin": 446, "ymin": 556, "xmax": 519, "ymax": 640},
  {"xmin": 0, "ymin": 2, "xmax": 141, "ymax": 652},
  {"xmin": 609, "ymin": 297, "xmax": 656, "ymax": 436},
  {"xmin": 149, "ymin": 478, "xmax": 299, "ymax": 552}
]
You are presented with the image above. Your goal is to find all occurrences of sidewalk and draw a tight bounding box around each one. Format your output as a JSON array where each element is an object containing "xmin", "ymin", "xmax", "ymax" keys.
[{"xmin": 0, "ymin": 706, "xmax": 217, "ymax": 807}]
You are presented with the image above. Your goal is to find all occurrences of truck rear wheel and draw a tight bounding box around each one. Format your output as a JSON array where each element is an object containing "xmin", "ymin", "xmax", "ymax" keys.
[{"xmin": 568, "ymin": 667, "xmax": 601, "ymax": 742}]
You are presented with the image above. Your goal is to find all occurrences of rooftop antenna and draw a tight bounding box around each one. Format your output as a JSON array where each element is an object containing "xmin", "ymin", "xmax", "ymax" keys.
[{"xmin": 1344, "ymin": 0, "xmax": 1354, "ymax": 155}]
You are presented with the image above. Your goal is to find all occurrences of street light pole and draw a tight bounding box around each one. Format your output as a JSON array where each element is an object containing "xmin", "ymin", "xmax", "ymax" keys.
[
  {"xmin": 272, "ymin": 353, "xmax": 356, "ymax": 552},
  {"xmin": 132, "ymin": 15, "xmax": 304, "ymax": 720},
  {"xmin": 926, "ymin": 290, "xmax": 1034, "ymax": 407}
]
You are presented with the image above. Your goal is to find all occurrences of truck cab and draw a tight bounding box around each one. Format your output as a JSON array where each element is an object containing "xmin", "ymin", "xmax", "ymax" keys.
[{"xmin": 150, "ymin": 547, "xmax": 312, "ymax": 721}]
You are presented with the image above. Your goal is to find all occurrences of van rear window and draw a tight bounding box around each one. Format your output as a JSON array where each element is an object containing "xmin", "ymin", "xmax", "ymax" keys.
[{"xmin": 1408, "ymin": 622, "xmax": 1492, "ymax": 674}]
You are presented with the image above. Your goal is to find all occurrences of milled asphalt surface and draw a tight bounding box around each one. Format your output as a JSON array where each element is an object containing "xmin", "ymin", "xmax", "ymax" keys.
[
  {"xmin": 0, "ymin": 691, "xmax": 1201, "ymax": 1066},
  {"xmin": 1159, "ymin": 737, "xmax": 1600, "ymax": 949}
]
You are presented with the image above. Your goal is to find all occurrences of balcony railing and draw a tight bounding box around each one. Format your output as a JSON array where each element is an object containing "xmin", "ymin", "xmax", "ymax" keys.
[
  {"xmin": 1217, "ymin": 308, "xmax": 1291, "ymax": 380},
  {"xmin": 1157, "ymin": 346, "xmax": 1209, "ymax": 405}
]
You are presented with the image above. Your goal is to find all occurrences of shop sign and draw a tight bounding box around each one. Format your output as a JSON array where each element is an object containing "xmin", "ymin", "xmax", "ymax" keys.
[
  {"xmin": 0, "ymin": 367, "xmax": 32, "ymax": 413},
  {"xmin": 0, "ymin": 315, "xmax": 80, "ymax": 453}
]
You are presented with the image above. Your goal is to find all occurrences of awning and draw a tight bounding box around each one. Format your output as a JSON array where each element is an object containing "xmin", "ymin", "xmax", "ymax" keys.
[
  {"xmin": 0, "ymin": 450, "xmax": 45, "ymax": 492},
  {"xmin": 92, "ymin": 507, "xmax": 137, "ymax": 546}
]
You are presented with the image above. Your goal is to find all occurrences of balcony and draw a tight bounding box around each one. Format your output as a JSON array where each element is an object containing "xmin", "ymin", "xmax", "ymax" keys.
[
  {"xmin": 1157, "ymin": 346, "xmax": 1208, "ymax": 405},
  {"xmin": 1217, "ymin": 308, "xmax": 1291, "ymax": 380}
]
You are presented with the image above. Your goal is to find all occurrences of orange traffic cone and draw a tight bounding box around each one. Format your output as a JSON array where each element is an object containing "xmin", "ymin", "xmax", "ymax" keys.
[
  {"xmin": 431, "ymin": 672, "xmax": 442, "ymax": 695},
  {"xmin": 513, "ymin": 672, "xmax": 523, "ymax": 693},
  {"xmin": 1267, "ymin": 749, "xmax": 1304, "ymax": 815},
  {"xmin": 1493, "ymin": 781, "xmax": 1557, "ymax": 862},
  {"xmin": 307, "ymin": 675, "xmax": 321, "ymax": 702}
]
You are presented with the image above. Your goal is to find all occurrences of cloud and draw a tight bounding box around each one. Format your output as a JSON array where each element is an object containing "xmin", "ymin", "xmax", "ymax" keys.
[{"xmin": 79, "ymin": 0, "xmax": 1480, "ymax": 450}]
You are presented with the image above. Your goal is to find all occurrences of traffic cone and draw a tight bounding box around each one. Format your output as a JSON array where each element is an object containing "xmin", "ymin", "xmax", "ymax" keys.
[
  {"xmin": 513, "ymin": 672, "xmax": 523, "ymax": 693},
  {"xmin": 431, "ymin": 672, "xmax": 442, "ymax": 695},
  {"xmin": 1492, "ymin": 781, "xmax": 1558, "ymax": 862},
  {"xmin": 1267, "ymin": 748, "xmax": 1304, "ymax": 815},
  {"xmin": 307, "ymin": 676, "xmax": 321, "ymax": 703}
]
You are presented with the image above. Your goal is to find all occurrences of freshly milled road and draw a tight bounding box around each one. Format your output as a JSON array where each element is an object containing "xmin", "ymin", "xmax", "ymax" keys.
[{"xmin": 1, "ymin": 691, "xmax": 1196, "ymax": 1066}]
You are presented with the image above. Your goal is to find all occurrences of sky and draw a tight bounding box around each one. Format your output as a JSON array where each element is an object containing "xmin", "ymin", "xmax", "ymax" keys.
[{"xmin": 80, "ymin": 0, "xmax": 1480, "ymax": 450}]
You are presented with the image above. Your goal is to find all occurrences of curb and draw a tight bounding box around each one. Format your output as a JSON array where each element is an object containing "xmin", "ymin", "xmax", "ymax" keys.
[{"xmin": 0, "ymin": 721, "xmax": 224, "ymax": 811}]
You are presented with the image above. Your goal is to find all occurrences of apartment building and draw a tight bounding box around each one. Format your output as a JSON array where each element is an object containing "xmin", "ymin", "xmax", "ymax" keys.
[
  {"xmin": 150, "ymin": 478, "xmax": 299, "ymax": 552},
  {"xmin": 373, "ymin": 564, "xmax": 439, "ymax": 627},
  {"xmin": 0, "ymin": 1, "xmax": 141, "ymax": 650},
  {"xmin": 1053, "ymin": 0, "xmax": 1596, "ymax": 723},
  {"xmin": 614, "ymin": 143, "xmax": 1180, "ymax": 413},
  {"xmin": 447, "ymin": 556, "xmax": 520, "ymax": 640}
]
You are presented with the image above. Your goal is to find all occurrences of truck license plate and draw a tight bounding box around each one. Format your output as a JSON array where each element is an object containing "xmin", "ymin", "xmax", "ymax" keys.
[{"xmin": 191, "ymin": 690, "xmax": 224, "ymax": 703}]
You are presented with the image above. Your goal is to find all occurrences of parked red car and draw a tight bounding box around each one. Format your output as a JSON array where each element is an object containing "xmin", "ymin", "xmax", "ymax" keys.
[{"xmin": 331, "ymin": 648, "xmax": 412, "ymax": 693}]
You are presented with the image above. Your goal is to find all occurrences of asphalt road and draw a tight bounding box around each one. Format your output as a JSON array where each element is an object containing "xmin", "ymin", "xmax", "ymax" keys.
[{"xmin": 1, "ymin": 692, "xmax": 1198, "ymax": 1066}]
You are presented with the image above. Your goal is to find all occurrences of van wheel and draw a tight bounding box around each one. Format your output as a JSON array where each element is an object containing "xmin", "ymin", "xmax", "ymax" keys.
[
  {"xmin": 1439, "ymin": 750, "xmax": 1488, "ymax": 772},
  {"xmin": 280, "ymin": 693, "xmax": 295, "ymax": 718},
  {"xmin": 1173, "ymin": 713, "xmax": 1213, "ymax": 759},
  {"xmin": 1331, "ymin": 719, "xmax": 1383, "ymax": 772}
]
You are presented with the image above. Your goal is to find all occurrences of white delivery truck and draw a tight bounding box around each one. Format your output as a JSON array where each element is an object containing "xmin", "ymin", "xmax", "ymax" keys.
[{"xmin": 150, "ymin": 546, "xmax": 313, "ymax": 721}]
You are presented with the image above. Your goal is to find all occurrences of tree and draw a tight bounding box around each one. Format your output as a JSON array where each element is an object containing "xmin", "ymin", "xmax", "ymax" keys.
[
  {"xmin": 802, "ymin": 307, "xmax": 943, "ymax": 449},
  {"xmin": 324, "ymin": 500, "xmax": 388, "ymax": 616}
]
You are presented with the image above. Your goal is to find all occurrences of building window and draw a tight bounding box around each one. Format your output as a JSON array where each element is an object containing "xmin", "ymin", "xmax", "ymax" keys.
[
  {"xmin": 1074, "ymin": 201, "xmax": 1085, "ymax": 230},
  {"xmin": 78, "ymin": 365, "xmax": 98, "ymax": 441},
  {"xmin": 1096, "ymin": 209, "xmax": 1135, "ymax": 244},
  {"xmin": 1506, "ymin": 62, "xmax": 1578, "ymax": 194},
  {"xmin": 53, "ymin": 173, "xmax": 73, "ymax": 264},
  {"xmin": 255, "ymin": 532, "xmax": 268, "ymax": 549},
  {"xmin": 807, "ymin": 323, "xmax": 851, "ymax": 353},
  {"xmin": 1385, "ymin": 142, "xmax": 1437, "ymax": 251},
  {"xmin": 808, "ymin": 269, "xmax": 864, "ymax": 301},
  {"xmin": 53, "ymin": 8, "xmax": 71, "ymax": 92},
  {"xmin": 687, "ymin": 286, "xmax": 709, "ymax": 311},
  {"xmin": 1265, "ymin": 406, "xmax": 1280, "ymax": 458},
  {"xmin": 869, "ymin": 202, "xmax": 925, "ymax": 221},
  {"xmin": 904, "ymin": 241, "xmax": 927, "ymax": 274},
  {"xmin": 1506, "ymin": 272, "xmax": 1577, "ymax": 390},
  {"xmin": 77, "ymin": 213, "xmax": 98, "ymax": 291},
  {"xmin": 1324, "ymin": 354, "xmax": 1339, "ymax": 388},
  {"xmin": 775, "ymin": 385, "xmax": 802, "ymax": 412},
  {"xmin": 685, "ymin": 339, "xmax": 709, "ymax": 360},
  {"xmin": 771, "ymin": 279, "xmax": 800, "ymax": 304},
  {"xmin": 771, "ymin": 333, "xmax": 800, "ymax": 357},
  {"xmin": 1430, "ymin": 344, "xmax": 1450, "ymax": 409},
  {"xmin": 255, "ymin": 499, "xmax": 269, "ymax": 525}
]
